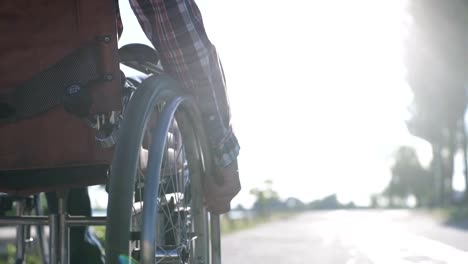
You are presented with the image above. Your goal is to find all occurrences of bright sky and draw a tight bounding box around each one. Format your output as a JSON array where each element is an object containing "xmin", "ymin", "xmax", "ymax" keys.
[{"xmin": 118, "ymin": 0, "xmax": 436, "ymax": 207}]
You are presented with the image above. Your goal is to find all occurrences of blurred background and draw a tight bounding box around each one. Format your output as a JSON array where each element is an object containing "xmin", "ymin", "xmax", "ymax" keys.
[
  {"xmin": 4, "ymin": 0, "xmax": 468, "ymax": 263},
  {"xmin": 118, "ymin": 0, "xmax": 468, "ymax": 263}
]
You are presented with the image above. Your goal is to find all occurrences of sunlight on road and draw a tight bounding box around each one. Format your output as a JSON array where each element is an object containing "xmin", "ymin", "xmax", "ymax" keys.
[
  {"xmin": 332, "ymin": 211, "xmax": 468, "ymax": 264},
  {"xmin": 222, "ymin": 210, "xmax": 468, "ymax": 264}
]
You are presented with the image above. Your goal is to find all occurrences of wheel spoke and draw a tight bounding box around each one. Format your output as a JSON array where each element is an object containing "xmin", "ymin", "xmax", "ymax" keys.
[{"xmin": 111, "ymin": 90, "xmax": 211, "ymax": 264}]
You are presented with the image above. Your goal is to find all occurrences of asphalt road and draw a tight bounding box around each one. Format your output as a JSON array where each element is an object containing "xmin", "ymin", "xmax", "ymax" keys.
[{"xmin": 221, "ymin": 210, "xmax": 468, "ymax": 264}]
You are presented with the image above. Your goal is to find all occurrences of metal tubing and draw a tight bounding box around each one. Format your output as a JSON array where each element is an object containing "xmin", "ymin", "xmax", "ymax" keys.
[
  {"xmin": 210, "ymin": 215, "xmax": 221, "ymax": 264},
  {"xmin": 15, "ymin": 201, "xmax": 25, "ymax": 264},
  {"xmin": 0, "ymin": 216, "xmax": 49, "ymax": 225},
  {"xmin": 49, "ymin": 214, "xmax": 58, "ymax": 264},
  {"xmin": 0, "ymin": 214, "xmax": 105, "ymax": 264},
  {"xmin": 0, "ymin": 216, "xmax": 105, "ymax": 226},
  {"xmin": 58, "ymin": 196, "xmax": 69, "ymax": 264},
  {"xmin": 34, "ymin": 194, "xmax": 50, "ymax": 264},
  {"xmin": 66, "ymin": 216, "xmax": 107, "ymax": 226}
]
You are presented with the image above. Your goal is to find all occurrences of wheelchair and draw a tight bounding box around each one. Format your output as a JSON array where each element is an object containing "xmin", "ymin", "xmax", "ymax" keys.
[{"xmin": 0, "ymin": 0, "xmax": 221, "ymax": 263}]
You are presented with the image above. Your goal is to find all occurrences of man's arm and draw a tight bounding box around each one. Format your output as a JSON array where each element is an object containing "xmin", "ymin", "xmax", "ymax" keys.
[{"xmin": 128, "ymin": 0, "xmax": 240, "ymax": 213}]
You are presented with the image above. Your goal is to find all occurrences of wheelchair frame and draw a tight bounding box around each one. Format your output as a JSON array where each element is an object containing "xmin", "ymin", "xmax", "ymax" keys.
[{"xmin": 0, "ymin": 72, "xmax": 222, "ymax": 264}]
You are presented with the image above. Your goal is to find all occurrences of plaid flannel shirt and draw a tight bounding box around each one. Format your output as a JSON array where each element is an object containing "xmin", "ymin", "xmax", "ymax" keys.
[{"xmin": 127, "ymin": 0, "xmax": 239, "ymax": 167}]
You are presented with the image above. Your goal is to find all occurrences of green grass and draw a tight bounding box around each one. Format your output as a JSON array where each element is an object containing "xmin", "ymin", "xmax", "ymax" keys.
[
  {"xmin": 93, "ymin": 226, "xmax": 106, "ymax": 247},
  {"xmin": 425, "ymin": 206, "xmax": 468, "ymax": 222}
]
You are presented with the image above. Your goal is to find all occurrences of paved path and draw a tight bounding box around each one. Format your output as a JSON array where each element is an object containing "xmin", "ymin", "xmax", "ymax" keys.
[{"xmin": 221, "ymin": 210, "xmax": 468, "ymax": 264}]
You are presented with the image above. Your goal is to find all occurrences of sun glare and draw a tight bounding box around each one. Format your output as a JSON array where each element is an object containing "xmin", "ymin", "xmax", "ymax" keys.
[
  {"xmin": 200, "ymin": 0, "xmax": 418, "ymax": 206},
  {"xmin": 119, "ymin": 0, "xmax": 427, "ymax": 207}
]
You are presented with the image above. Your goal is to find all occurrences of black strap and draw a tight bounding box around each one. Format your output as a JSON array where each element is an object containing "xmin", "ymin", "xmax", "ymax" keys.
[{"xmin": 0, "ymin": 42, "xmax": 102, "ymax": 122}]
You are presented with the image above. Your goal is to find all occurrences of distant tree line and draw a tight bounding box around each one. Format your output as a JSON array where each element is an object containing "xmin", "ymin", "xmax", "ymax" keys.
[
  {"xmin": 248, "ymin": 180, "xmax": 307, "ymax": 217},
  {"xmin": 247, "ymin": 181, "xmax": 356, "ymax": 215}
]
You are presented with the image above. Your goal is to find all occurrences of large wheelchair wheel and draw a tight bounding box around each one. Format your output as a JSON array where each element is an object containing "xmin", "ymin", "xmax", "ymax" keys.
[{"xmin": 106, "ymin": 75, "xmax": 213, "ymax": 264}]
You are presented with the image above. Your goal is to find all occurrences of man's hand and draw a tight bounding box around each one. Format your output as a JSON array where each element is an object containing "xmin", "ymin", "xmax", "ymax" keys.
[{"xmin": 204, "ymin": 159, "xmax": 241, "ymax": 215}]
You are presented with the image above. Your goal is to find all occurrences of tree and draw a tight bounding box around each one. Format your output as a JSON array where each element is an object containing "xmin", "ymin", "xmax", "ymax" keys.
[
  {"xmin": 385, "ymin": 146, "xmax": 432, "ymax": 207},
  {"xmin": 307, "ymin": 194, "xmax": 342, "ymax": 210},
  {"xmin": 405, "ymin": 0, "xmax": 468, "ymax": 205},
  {"xmin": 249, "ymin": 180, "xmax": 282, "ymax": 217}
]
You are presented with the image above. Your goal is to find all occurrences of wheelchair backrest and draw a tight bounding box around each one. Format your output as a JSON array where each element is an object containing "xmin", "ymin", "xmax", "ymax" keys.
[{"xmin": 0, "ymin": 0, "xmax": 120, "ymax": 185}]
